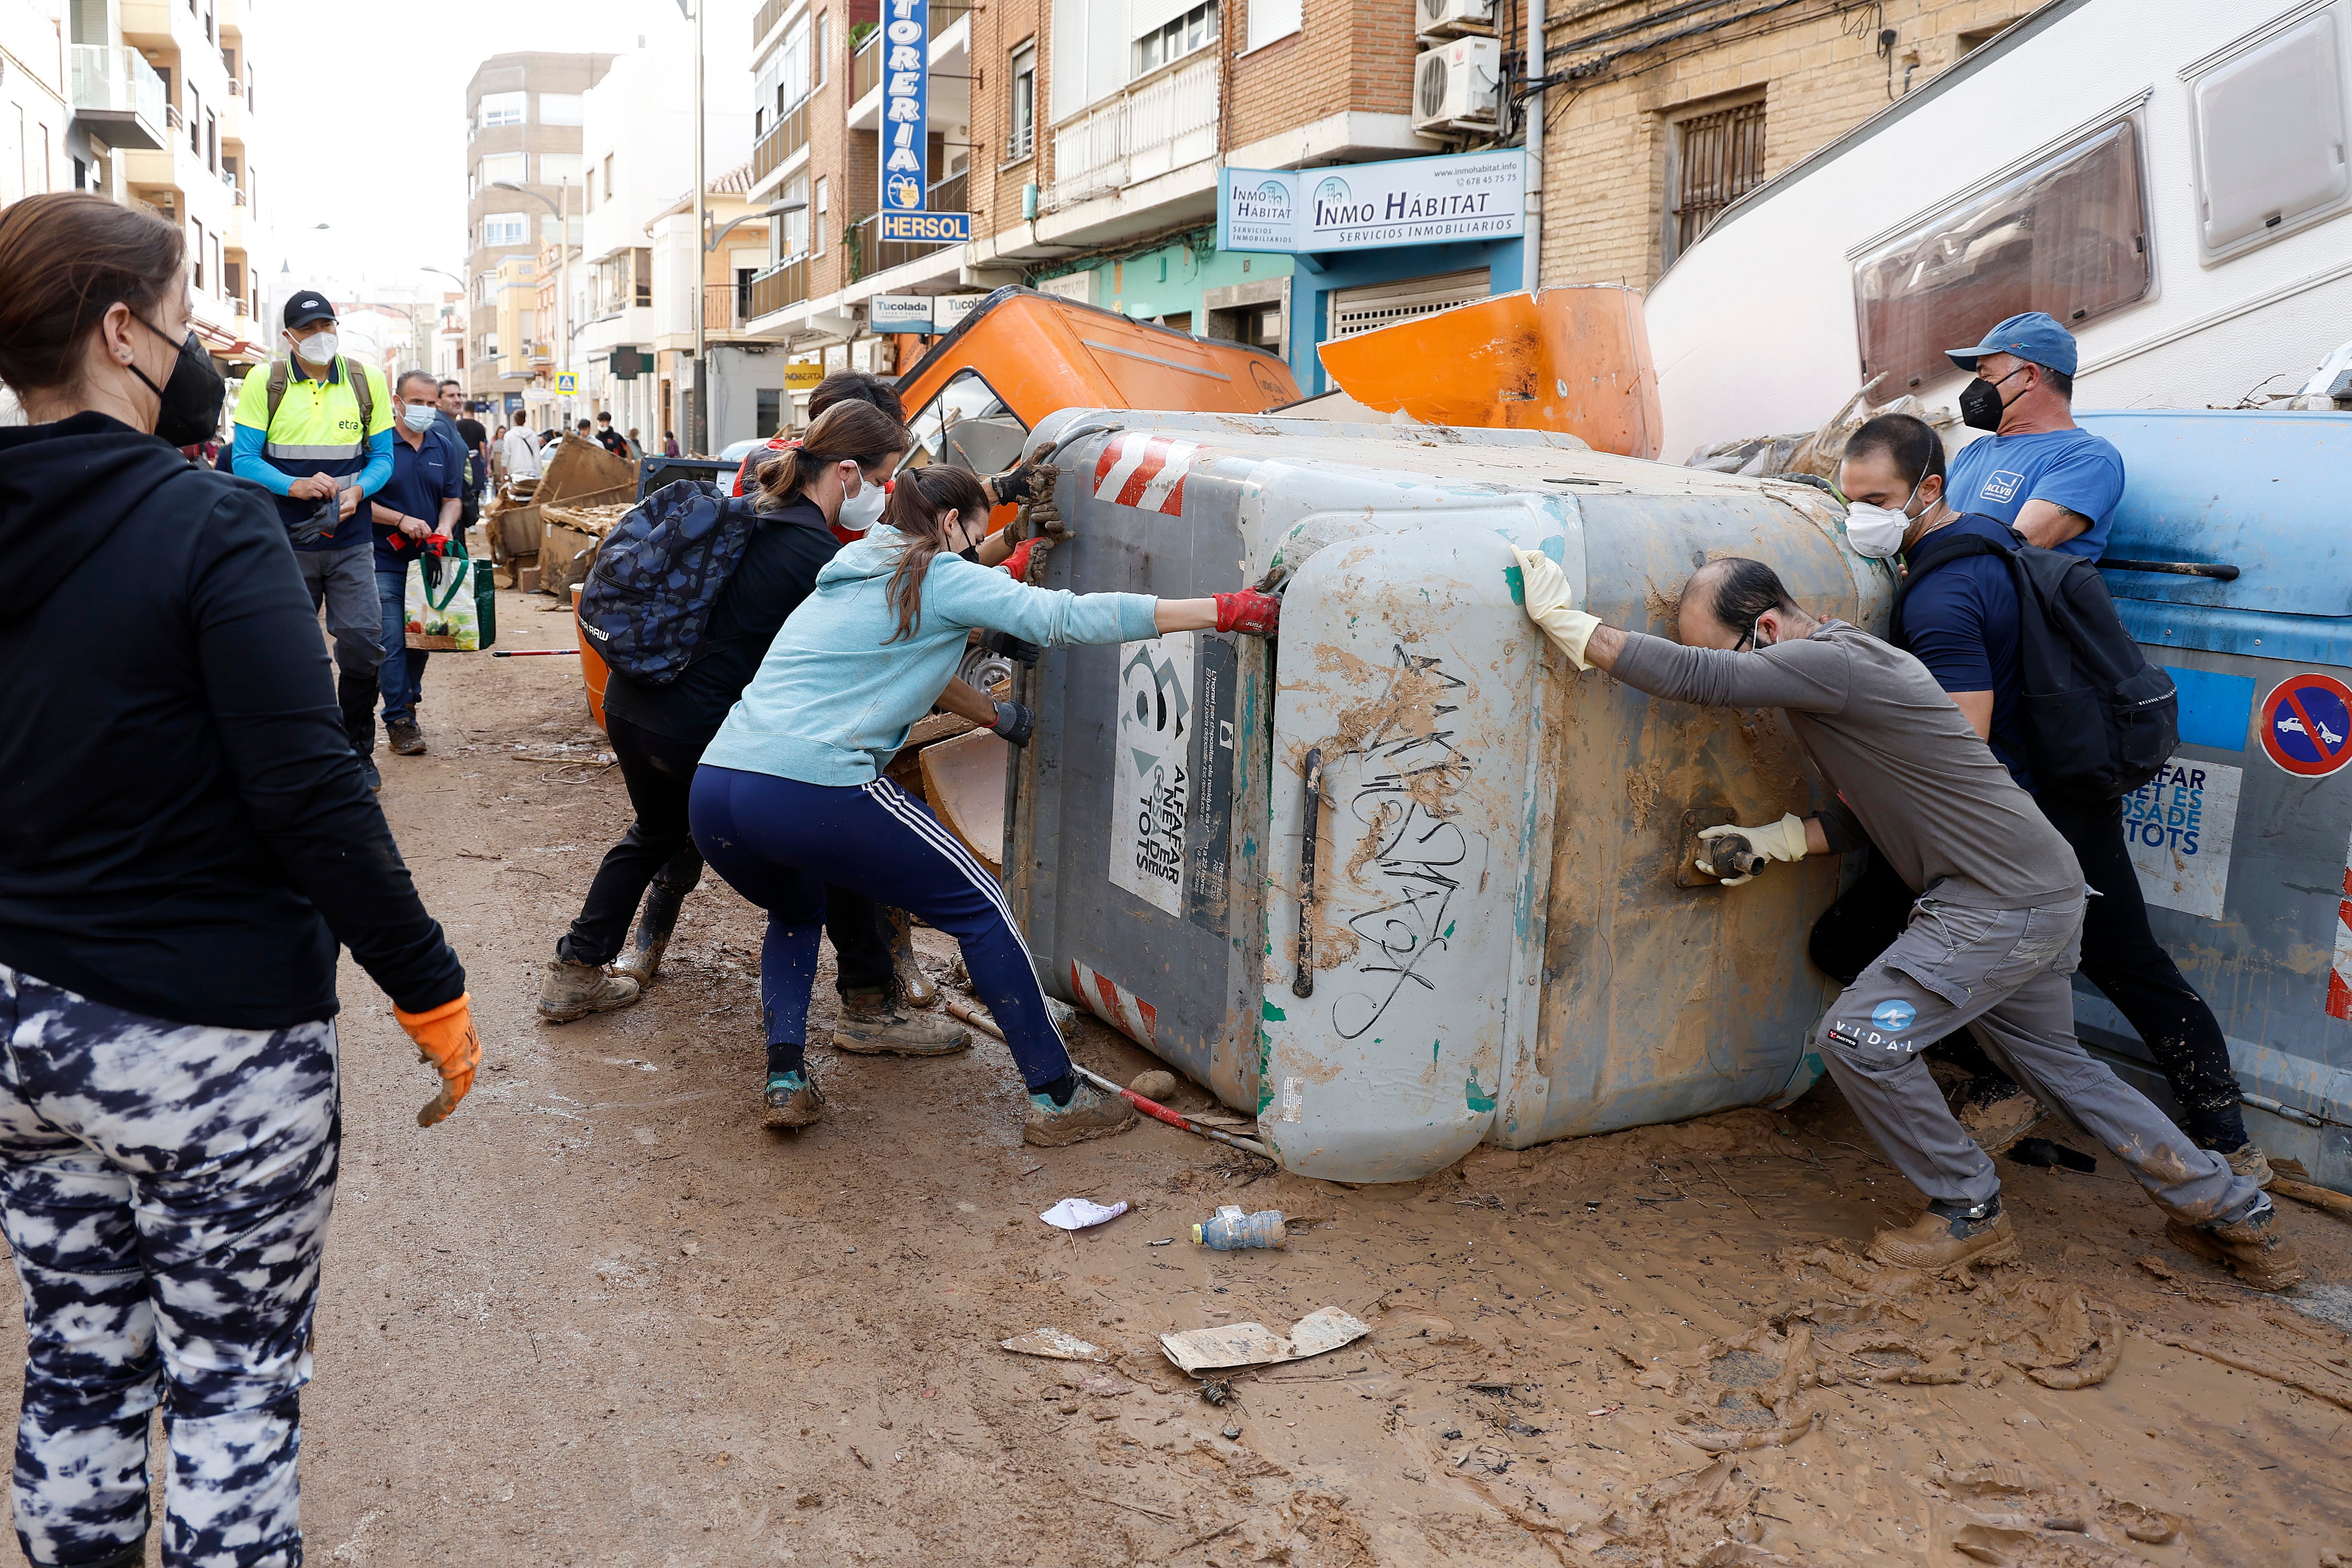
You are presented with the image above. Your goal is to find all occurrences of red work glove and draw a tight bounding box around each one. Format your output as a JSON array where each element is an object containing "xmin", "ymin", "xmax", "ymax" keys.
[
  {"xmin": 999, "ymin": 538, "xmax": 1038, "ymax": 580},
  {"xmin": 1214, "ymin": 589, "xmax": 1281, "ymax": 637},
  {"xmin": 397, "ymin": 992, "xmax": 480, "ymax": 1128}
]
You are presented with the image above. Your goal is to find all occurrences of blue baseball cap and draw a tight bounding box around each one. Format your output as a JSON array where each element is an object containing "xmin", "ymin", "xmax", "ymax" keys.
[{"xmin": 1946, "ymin": 311, "xmax": 2078, "ymax": 376}]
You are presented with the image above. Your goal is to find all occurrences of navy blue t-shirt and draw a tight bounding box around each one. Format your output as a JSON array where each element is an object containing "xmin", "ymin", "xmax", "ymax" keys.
[
  {"xmin": 374, "ymin": 422, "xmax": 466, "ymax": 571},
  {"xmin": 1901, "ymin": 514, "xmax": 2035, "ymax": 792}
]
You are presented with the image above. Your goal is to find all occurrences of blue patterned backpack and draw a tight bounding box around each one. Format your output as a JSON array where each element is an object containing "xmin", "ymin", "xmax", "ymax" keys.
[{"xmin": 576, "ymin": 480, "xmax": 758, "ymax": 683}]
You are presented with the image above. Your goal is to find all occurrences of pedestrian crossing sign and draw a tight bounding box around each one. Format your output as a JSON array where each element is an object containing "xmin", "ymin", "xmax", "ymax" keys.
[{"xmin": 556, "ymin": 373, "xmax": 578, "ymax": 395}]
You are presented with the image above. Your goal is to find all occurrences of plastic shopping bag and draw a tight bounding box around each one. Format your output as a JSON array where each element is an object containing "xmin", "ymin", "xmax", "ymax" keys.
[{"xmin": 406, "ymin": 541, "xmax": 485, "ymax": 652}]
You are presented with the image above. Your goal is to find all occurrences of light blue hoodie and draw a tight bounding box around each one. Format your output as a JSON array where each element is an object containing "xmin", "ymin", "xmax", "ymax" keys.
[{"xmin": 701, "ymin": 524, "xmax": 1160, "ymax": 785}]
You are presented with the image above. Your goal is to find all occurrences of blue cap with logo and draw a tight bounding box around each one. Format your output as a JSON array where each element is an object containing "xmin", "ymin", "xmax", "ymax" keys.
[{"xmin": 1946, "ymin": 311, "xmax": 2078, "ymax": 377}]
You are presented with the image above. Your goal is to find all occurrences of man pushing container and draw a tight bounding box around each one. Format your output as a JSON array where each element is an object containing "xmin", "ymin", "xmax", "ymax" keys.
[{"xmin": 1509, "ymin": 548, "xmax": 2303, "ymax": 1289}]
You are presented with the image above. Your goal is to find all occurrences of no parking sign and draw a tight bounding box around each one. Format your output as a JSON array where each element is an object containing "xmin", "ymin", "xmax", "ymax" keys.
[{"xmin": 2259, "ymin": 673, "xmax": 2352, "ymax": 778}]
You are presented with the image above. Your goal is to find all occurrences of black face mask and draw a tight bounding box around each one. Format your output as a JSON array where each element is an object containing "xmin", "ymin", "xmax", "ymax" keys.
[
  {"xmin": 1958, "ymin": 365, "xmax": 2027, "ymax": 432},
  {"xmin": 124, "ymin": 313, "xmax": 226, "ymax": 447}
]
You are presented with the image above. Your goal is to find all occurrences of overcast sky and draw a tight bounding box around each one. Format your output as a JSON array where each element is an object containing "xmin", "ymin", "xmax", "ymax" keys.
[{"xmin": 254, "ymin": 0, "xmax": 742, "ymax": 298}]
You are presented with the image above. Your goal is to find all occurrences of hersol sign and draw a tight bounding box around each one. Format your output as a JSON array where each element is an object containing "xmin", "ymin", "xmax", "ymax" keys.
[{"xmin": 1216, "ymin": 151, "xmax": 1526, "ymax": 255}]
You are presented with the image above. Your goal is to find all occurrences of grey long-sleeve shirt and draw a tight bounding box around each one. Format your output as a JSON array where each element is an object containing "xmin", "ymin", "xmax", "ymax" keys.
[{"xmin": 1610, "ymin": 620, "xmax": 2081, "ymax": 909}]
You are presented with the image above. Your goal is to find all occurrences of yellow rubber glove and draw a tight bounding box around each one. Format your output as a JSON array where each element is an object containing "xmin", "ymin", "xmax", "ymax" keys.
[
  {"xmin": 396, "ymin": 992, "xmax": 480, "ymax": 1127},
  {"xmin": 1513, "ymin": 547, "xmax": 1600, "ymax": 670},
  {"xmin": 1696, "ymin": 814, "xmax": 1809, "ymax": 887}
]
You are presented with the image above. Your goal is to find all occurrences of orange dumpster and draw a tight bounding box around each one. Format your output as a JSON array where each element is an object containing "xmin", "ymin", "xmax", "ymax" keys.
[
  {"xmin": 1315, "ymin": 286, "xmax": 1663, "ymax": 459},
  {"xmin": 571, "ymin": 584, "xmax": 608, "ymax": 732}
]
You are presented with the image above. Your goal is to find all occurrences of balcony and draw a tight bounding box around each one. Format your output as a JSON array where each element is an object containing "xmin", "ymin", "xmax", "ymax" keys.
[
  {"xmin": 706, "ymin": 282, "xmax": 746, "ymax": 331},
  {"xmin": 752, "ymin": 98, "xmax": 808, "ymax": 185},
  {"xmin": 70, "ymin": 46, "xmax": 167, "ymax": 151},
  {"xmin": 748, "ymin": 257, "xmax": 809, "ymax": 322},
  {"xmin": 752, "ymin": 0, "xmax": 784, "ymax": 47},
  {"xmin": 852, "ymin": 26, "xmax": 880, "ymax": 102},
  {"xmin": 1041, "ymin": 51, "xmax": 1217, "ymax": 213},
  {"xmin": 848, "ymin": 171, "xmax": 968, "ymax": 281}
]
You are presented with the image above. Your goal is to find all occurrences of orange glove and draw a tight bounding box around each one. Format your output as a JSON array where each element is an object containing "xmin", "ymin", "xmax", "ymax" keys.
[{"xmin": 396, "ymin": 992, "xmax": 480, "ymax": 1128}]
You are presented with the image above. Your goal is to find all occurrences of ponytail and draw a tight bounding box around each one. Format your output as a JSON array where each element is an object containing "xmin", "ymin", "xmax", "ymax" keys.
[
  {"xmin": 754, "ymin": 399, "xmax": 912, "ymax": 509},
  {"xmin": 880, "ymin": 464, "xmax": 991, "ymax": 644}
]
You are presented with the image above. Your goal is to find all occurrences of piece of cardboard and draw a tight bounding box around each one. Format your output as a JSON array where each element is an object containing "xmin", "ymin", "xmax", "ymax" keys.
[
  {"xmin": 537, "ymin": 523, "xmax": 601, "ymax": 597},
  {"xmin": 535, "ymin": 433, "xmax": 637, "ymax": 506},
  {"xmin": 1158, "ymin": 1307, "xmax": 1369, "ymax": 1374},
  {"xmin": 1000, "ymin": 1328, "xmax": 1107, "ymax": 1362}
]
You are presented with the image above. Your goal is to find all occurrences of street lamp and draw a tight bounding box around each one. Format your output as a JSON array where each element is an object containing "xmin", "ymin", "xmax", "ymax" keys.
[
  {"xmin": 677, "ymin": 0, "xmax": 706, "ymax": 454},
  {"xmin": 491, "ymin": 178, "xmax": 573, "ymax": 418}
]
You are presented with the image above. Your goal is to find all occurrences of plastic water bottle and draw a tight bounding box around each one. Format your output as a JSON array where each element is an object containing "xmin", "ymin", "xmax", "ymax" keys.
[{"xmin": 1192, "ymin": 1206, "xmax": 1287, "ymax": 1250}]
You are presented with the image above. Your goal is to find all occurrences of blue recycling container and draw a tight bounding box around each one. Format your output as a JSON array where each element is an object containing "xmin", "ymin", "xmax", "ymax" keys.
[{"xmin": 2076, "ymin": 410, "xmax": 2352, "ymax": 1191}]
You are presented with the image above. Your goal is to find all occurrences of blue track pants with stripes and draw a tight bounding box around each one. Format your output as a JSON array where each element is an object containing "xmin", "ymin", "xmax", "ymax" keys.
[{"xmin": 689, "ymin": 767, "xmax": 1073, "ymax": 1091}]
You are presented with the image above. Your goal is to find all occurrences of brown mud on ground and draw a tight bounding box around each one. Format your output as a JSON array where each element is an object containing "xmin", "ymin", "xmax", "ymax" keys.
[{"xmin": 0, "ymin": 590, "xmax": 2345, "ymax": 1567}]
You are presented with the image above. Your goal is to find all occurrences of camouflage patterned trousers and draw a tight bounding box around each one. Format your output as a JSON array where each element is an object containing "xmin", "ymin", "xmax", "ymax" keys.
[{"xmin": 0, "ymin": 962, "xmax": 338, "ymax": 1568}]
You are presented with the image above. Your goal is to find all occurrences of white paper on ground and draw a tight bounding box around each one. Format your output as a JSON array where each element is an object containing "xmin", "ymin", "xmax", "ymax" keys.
[
  {"xmin": 1040, "ymin": 1198, "xmax": 1129, "ymax": 1230},
  {"xmin": 1158, "ymin": 1306, "xmax": 1370, "ymax": 1374},
  {"xmin": 999, "ymin": 1328, "xmax": 1108, "ymax": 1362}
]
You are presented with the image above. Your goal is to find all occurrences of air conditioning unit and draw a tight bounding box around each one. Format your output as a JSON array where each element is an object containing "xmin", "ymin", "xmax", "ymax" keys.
[
  {"xmin": 1416, "ymin": 0, "xmax": 1495, "ymax": 39},
  {"xmin": 1413, "ymin": 37, "xmax": 1502, "ymax": 136}
]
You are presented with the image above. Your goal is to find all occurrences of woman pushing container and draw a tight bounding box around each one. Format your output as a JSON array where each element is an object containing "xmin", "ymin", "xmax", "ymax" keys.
[{"xmin": 690, "ymin": 429, "xmax": 1281, "ymax": 1142}]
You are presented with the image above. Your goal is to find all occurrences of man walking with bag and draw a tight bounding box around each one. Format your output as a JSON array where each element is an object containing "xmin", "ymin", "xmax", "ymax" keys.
[
  {"xmin": 368, "ymin": 371, "xmax": 466, "ymax": 761},
  {"xmin": 230, "ymin": 290, "xmax": 395, "ymax": 788}
]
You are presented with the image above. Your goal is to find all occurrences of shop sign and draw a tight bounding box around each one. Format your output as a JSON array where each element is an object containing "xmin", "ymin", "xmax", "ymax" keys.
[
  {"xmin": 879, "ymin": 0, "xmax": 930, "ymax": 215},
  {"xmin": 1216, "ymin": 150, "xmax": 1527, "ymax": 255}
]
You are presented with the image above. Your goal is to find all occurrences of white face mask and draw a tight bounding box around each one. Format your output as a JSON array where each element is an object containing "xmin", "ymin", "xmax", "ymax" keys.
[
  {"xmin": 1843, "ymin": 473, "xmax": 1931, "ymax": 561},
  {"xmin": 291, "ymin": 329, "xmax": 338, "ymax": 366},
  {"xmin": 399, "ymin": 402, "xmax": 439, "ymax": 433},
  {"xmin": 837, "ymin": 468, "xmax": 887, "ymax": 532}
]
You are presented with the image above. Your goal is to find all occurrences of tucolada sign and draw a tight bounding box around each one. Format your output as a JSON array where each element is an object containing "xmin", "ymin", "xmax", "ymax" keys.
[{"xmin": 1216, "ymin": 151, "xmax": 1526, "ymax": 255}]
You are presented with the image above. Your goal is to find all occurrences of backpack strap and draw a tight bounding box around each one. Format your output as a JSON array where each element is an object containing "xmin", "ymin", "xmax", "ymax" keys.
[
  {"xmin": 344, "ymin": 358, "xmax": 374, "ymax": 435},
  {"xmin": 1888, "ymin": 524, "xmax": 2013, "ymax": 649},
  {"xmin": 264, "ymin": 356, "xmax": 291, "ymax": 428}
]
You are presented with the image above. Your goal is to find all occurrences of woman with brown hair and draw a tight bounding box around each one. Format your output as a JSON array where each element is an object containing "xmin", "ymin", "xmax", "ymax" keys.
[
  {"xmin": 690, "ymin": 456, "xmax": 1282, "ymax": 1140},
  {"xmin": 0, "ymin": 191, "xmax": 478, "ymax": 1567}
]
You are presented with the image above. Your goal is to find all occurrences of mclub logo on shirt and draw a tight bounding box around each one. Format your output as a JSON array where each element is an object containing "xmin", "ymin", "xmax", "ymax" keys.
[{"xmin": 1978, "ymin": 469, "xmax": 2026, "ymax": 505}]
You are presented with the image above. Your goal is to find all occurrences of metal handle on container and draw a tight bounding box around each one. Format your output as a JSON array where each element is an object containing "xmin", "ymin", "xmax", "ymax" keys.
[
  {"xmin": 2096, "ymin": 557, "xmax": 2241, "ymax": 581},
  {"xmin": 1293, "ymin": 747, "xmax": 1322, "ymax": 998}
]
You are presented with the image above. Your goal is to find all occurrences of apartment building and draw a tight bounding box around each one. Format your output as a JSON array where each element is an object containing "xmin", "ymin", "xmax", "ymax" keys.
[
  {"xmin": 461, "ymin": 50, "xmax": 610, "ymax": 420},
  {"xmin": 573, "ymin": 31, "xmax": 754, "ymax": 446},
  {"xmin": 1535, "ymin": 0, "xmax": 2029, "ymax": 289},
  {"xmin": 648, "ymin": 159, "xmax": 778, "ymax": 450},
  {"xmin": 736, "ymin": 0, "xmax": 1524, "ymax": 402},
  {"xmin": 21, "ymin": 0, "xmax": 278, "ymax": 370}
]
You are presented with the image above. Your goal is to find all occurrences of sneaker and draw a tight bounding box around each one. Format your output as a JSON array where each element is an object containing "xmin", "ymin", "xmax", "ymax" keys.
[
  {"xmin": 832, "ymin": 989, "xmax": 972, "ymax": 1056},
  {"xmin": 612, "ymin": 883, "xmax": 686, "ymax": 988},
  {"xmin": 2166, "ymin": 1196, "xmax": 2305, "ymax": 1291},
  {"xmin": 386, "ymin": 717, "xmax": 426, "ymax": 756},
  {"xmin": 1866, "ymin": 1196, "xmax": 2022, "ymax": 1273},
  {"xmin": 357, "ymin": 755, "xmax": 383, "ymax": 793},
  {"xmin": 536, "ymin": 958, "xmax": 642, "ymax": 1023},
  {"xmin": 1955, "ymin": 1080, "xmax": 2043, "ymax": 1157},
  {"xmin": 1022, "ymin": 1081, "xmax": 1137, "ymax": 1147},
  {"xmin": 762, "ymin": 1069, "xmax": 824, "ymax": 1129}
]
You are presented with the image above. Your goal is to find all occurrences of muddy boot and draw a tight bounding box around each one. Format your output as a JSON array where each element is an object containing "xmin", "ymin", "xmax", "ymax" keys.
[
  {"xmin": 832, "ymin": 989, "xmax": 972, "ymax": 1056},
  {"xmin": 612, "ymin": 881, "xmax": 687, "ymax": 988},
  {"xmin": 1023, "ymin": 1080, "xmax": 1136, "ymax": 1147},
  {"xmin": 1954, "ymin": 1078, "xmax": 2042, "ymax": 1157},
  {"xmin": 885, "ymin": 908, "xmax": 938, "ymax": 1006},
  {"xmin": 762, "ymin": 1069, "xmax": 824, "ymax": 1130},
  {"xmin": 2166, "ymin": 1195, "xmax": 2305, "ymax": 1291},
  {"xmin": 2200, "ymin": 1138, "xmax": 2274, "ymax": 1190},
  {"xmin": 536, "ymin": 958, "xmax": 642, "ymax": 1023},
  {"xmin": 1867, "ymin": 1195, "xmax": 2021, "ymax": 1273},
  {"xmin": 386, "ymin": 716, "xmax": 426, "ymax": 756}
]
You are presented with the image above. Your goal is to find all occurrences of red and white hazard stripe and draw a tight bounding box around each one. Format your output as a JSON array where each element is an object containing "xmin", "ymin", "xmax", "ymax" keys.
[
  {"xmin": 1069, "ymin": 958, "xmax": 1158, "ymax": 1050},
  {"xmin": 2330, "ymin": 834, "xmax": 2352, "ymax": 1021},
  {"xmin": 1091, "ymin": 433, "xmax": 1202, "ymax": 517}
]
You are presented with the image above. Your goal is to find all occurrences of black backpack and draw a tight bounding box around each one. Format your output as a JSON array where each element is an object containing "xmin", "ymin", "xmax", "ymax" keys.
[
  {"xmin": 1890, "ymin": 520, "xmax": 2177, "ymax": 802},
  {"xmin": 576, "ymin": 480, "xmax": 759, "ymax": 683}
]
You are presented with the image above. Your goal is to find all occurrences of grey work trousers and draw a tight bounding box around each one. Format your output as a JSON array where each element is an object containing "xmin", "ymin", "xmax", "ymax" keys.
[
  {"xmin": 1814, "ymin": 894, "xmax": 2257, "ymax": 1225},
  {"xmin": 293, "ymin": 540, "xmax": 384, "ymax": 679}
]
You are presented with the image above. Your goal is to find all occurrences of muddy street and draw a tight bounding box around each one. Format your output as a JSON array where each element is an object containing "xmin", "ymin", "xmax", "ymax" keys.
[{"xmin": 2, "ymin": 592, "xmax": 2347, "ymax": 1568}]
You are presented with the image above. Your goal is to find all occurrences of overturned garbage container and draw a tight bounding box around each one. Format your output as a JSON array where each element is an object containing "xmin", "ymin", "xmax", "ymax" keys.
[
  {"xmin": 2077, "ymin": 410, "xmax": 2352, "ymax": 1193},
  {"xmin": 1003, "ymin": 410, "xmax": 1890, "ymax": 1182}
]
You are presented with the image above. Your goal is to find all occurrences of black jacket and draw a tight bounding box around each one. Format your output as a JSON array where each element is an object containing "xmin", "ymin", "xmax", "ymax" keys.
[
  {"xmin": 0, "ymin": 412, "xmax": 465, "ymax": 1028},
  {"xmin": 600, "ymin": 497, "xmax": 841, "ymax": 743}
]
